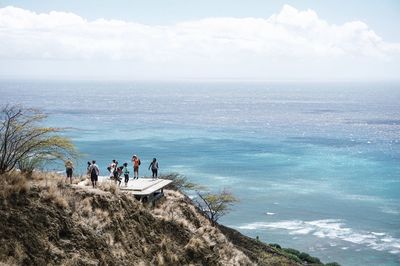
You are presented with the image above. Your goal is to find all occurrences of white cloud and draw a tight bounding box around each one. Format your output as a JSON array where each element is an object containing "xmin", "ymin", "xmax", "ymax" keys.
[{"xmin": 0, "ymin": 4, "xmax": 399, "ymax": 79}]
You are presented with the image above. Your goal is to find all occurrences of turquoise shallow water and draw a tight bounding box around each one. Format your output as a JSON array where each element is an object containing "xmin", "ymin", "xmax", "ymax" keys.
[{"xmin": 1, "ymin": 80, "xmax": 399, "ymax": 265}]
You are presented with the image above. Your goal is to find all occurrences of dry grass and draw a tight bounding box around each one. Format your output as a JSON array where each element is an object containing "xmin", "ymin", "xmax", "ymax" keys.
[
  {"xmin": 79, "ymin": 198, "xmax": 92, "ymax": 217},
  {"xmin": 31, "ymin": 171, "xmax": 60, "ymax": 187},
  {"xmin": 158, "ymin": 236, "xmax": 169, "ymax": 251},
  {"xmin": 152, "ymin": 190, "xmax": 203, "ymax": 232},
  {"xmin": 185, "ymin": 236, "xmax": 207, "ymax": 254},
  {"xmin": 74, "ymin": 204, "xmax": 111, "ymax": 231},
  {"xmin": 152, "ymin": 189, "xmax": 253, "ymax": 266},
  {"xmin": 141, "ymin": 245, "xmax": 148, "ymax": 254},
  {"xmin": 0, "ymin": 171, "xmax": 256, "ymax": 266},
  {"xmin": 0, "ymin": 171, "xmax": 30, "ymax": 198},
  {"xmin": 154, "ymin": 252, "xmax": 165, "ymax": 265},
  {"xmin": 0, "ymin": 262, "xmax": 15, "ymax": 266},
  {"xmin": 104, "ymin": 232, "xmax": 126, "ymax": 258},
  {"xmin": 111, "ymin": 242, "xmax": 126, "ymax": 258},
  {"xmin": 30, "ymin": 171, "xmax": 45, "ymax": 181},
  {"xmin": 0, "ymin": 240, "xmax": 27, "ymax": 265},
  {"xmin": 167, "ymin": 252, "xmax": 179, "ymax": 264},
  {"xmin": 41, "ymin": 185, "xmax": 68, "ymax": 209},
  {"xmin": 72, "ymin": 178, "xmax": 81, "ymax": 185},
  {"xmin": 84, "ymin": 179, "xmax": 91, "ymax": 186},
  {"xmin": 98, "ymin": 181, "xmax": 119, "ymax": 195},
  {"xmin": 60, "ymin": 254, "xmax": 98, "ymax": 266},
  {"xmin": 135, "ymin": 261, "xmax": 147, "ymax": 266},
  {"xmin": 70, "ymin": 194, "xmax": 113, "ymax": 232}
]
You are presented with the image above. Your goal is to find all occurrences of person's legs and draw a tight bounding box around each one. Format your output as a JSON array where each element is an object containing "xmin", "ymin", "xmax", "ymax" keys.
[
  {"xmin": 91, "ymin": 174, "xmax": 98, "ymax": 188},
  {"xmin": 66, "ymin": 168, "xmax": 73, "ymax": 184},
  {"xmin": 124, "ymin": 174, "xmax": 129, "ymax": 185}
]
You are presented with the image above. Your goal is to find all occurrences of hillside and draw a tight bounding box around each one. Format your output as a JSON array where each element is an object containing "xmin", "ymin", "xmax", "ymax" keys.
[{"xmin": 0, "ymin": 172, "xmax": 336, "ymax": 265}]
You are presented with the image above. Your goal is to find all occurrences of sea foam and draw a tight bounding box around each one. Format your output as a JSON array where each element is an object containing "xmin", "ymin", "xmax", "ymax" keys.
[{"xmin": 237, "ymin": 219, "xmax": 400, "ymax": 255}]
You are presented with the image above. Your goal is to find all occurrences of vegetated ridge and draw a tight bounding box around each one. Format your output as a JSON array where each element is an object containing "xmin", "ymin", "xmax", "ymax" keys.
[{"xmin": 0, "ymin": 172, "xmax": 339, "ymax": 266}]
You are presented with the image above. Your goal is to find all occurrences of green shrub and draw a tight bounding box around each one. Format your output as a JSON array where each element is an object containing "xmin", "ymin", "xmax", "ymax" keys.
[
  {"xmin": 162, "ymin": 173, "xmax": 202, "ymax": 191},
  {"xmin": 283, "ymin": 248, "xmax": 301, "ymax": 257},
  {"xmin": 299, "ymin": 252, "xmax": 321, "ymax": 264},
  {"xmin": 269, "ymin": 243, "xmax": 281, "ymax": 249},
  {"xmin": 284, "ymin": 253, "xmax": 302, "ymax": 264}
]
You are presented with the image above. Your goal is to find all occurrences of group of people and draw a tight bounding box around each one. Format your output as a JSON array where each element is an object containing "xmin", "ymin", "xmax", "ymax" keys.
[
  {"xmin": 65, "ymin": 155, "xmax": 160, "ymax": 188},
  {"xmin": 106, "ymin": 159, "xmax": 132, "ymax": 187}
]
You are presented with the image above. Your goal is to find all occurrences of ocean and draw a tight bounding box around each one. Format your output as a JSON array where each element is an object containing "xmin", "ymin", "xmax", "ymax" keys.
[{"xmin": 1, "ymin": 80, "xmax": 399, "ymax": 265}]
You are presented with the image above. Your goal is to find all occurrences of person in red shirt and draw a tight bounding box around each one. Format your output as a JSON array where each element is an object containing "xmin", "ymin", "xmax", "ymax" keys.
[{"xmin": 131, "ymin": 155, "xmax": 141, "ymax": 179}]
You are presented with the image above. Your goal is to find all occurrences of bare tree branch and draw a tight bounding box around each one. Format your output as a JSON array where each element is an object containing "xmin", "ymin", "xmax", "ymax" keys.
[
  {"xmin": 0, "ymin": 105, "xmax": 78, "ymax": 175},
  {"xmin": 195, "ymin": 189, "xmax": 238, "ymax": 225}
]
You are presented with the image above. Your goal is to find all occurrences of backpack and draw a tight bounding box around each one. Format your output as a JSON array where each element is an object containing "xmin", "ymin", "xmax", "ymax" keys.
[
  {"xmin": 138, "ymin": 159, "xmax": 141, "ymax": 166},
  {"xmin": 91, "ymin": 166, "xmax": 97, "ymax": 176},
  {"xmin": 113, "ymin": 168, "xmax": 119, "ymax": 177},
  {"xmin": 117, "ymin": 166, "xmax": 123, "ymax": 174}
]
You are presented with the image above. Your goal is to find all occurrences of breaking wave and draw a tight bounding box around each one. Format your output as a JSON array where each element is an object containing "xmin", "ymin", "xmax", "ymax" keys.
[{"xmin": 237, "ymin": 219, "xmax": 400, "ymax": 255}]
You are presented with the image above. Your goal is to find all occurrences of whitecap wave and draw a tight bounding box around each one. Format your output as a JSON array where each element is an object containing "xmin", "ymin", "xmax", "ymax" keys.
[
  {"xmin": 237, "ymin": 219, "xmax": 400, "ymax": 255},
  {"xmin": 342, "ymin": 194, "xmax": 382, "ymax": 202},
  {"xmin": 380, "ymin": 206, "xmax": 400, "ymax": 215}
]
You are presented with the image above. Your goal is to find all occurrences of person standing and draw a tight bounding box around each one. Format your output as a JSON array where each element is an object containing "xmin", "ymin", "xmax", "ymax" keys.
[
  {"xmin": 108, "ymin": 159, "xmax": 117, "ymax": 179},
  {"xmin": 89, "ymin": 160, "xmax": 100, "ymax": 188},
  {"xmin": 122, "ymin": 162, "xmax": 130, "ymax": 186},
  {"xmin": 64, "ymin": 158, "xmax": 74, "ymax": 184},
  {"xmin": 86, "ymin": 161, "xmax": 92, "ymax": 178},
  {"xmin": 86, "ymin": 161, "xmax": 91, "ymax": 174},
  {"xmin": 148, "ymin": 158, "xmax": 159, "ymax": 179},
  {"xmin": 114, "ymin": 165, "xmax": 122, "ymax": 186},
  {"xmin": 132, "ymin": 155, "xmax": 141, "ymax": 179}
]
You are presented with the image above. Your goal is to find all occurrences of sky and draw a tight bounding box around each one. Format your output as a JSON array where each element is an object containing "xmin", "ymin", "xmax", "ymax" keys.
[{"xmin": 0, "ymin": 0, "xmax": 399, "ymax": 81}]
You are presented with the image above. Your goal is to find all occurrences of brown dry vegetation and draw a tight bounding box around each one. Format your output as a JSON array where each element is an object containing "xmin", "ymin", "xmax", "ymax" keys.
[
  {"xmin": 0, "ymin": 172, "xmax": 309, "ymax": 265},
  {"xmin": 152, "ymin": 190, "xmax": 301, "ymax": 266}
]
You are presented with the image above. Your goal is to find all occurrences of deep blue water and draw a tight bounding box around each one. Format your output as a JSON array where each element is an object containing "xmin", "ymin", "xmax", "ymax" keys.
[{"xmin": 1, "ymin": 80, "xmax": 399, "ymax": 265}]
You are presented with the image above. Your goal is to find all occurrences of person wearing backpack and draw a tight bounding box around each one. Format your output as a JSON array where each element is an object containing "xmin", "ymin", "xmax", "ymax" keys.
[
  {"xmin": 89, "ymin": 160, "xmax": 100, "ymax": 188},
  {"xmin": 132, "ymin": 155, "xmax": 141, "ymax": 179},
  {"xmin": 122, "ymin": 162, "xmax": 130, "ymax": 186},
  {"xmin": 148, "ymin": 158, "xmax": 159, "ymax": 179},
  {"xmin": 114, "ymin": 165, "xmax": 122, "ymax": 186}
]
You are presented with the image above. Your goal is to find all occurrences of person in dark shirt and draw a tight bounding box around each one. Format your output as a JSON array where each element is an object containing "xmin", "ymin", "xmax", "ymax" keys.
[
  {"xmin": 148, "ymin": 158, "xmax": 159, "ymax": 179},
  {"xmin": 89, "ymin": 160, "xmax": 100, "ymax": 188}
]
